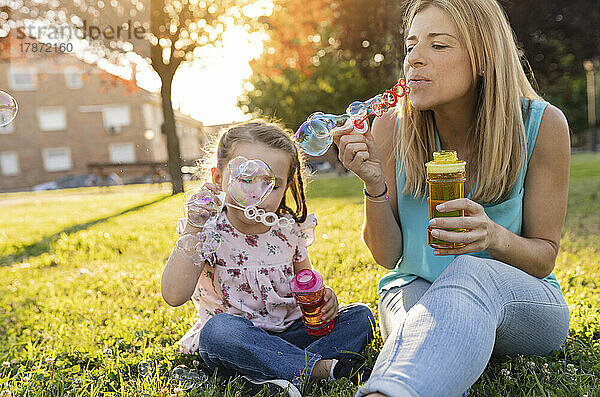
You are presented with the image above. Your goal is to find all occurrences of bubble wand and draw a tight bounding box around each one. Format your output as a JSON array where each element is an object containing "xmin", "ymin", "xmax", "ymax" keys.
[{"xmin": 294, "ymin": 78, "xmax": 410, "ymax": 156}]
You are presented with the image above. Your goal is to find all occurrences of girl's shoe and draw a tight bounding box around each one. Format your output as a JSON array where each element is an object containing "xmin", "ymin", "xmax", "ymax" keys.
[
  {"xmin": 332, "ymin": 357, "xmax": 372, "ymax": 384},
  {"xmin": 241, "ymin": 375, "xmax": 302, "ymax": 397}
]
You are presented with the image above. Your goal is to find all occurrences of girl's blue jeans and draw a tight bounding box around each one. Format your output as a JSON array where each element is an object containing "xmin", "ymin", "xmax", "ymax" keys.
[
  {"xmin": 356, "ymin": 255, "xmax": 570, "ymax": 397},
  {"xmin": 198, "ymin": 303, "xmax": 375, "ymax": 391}
]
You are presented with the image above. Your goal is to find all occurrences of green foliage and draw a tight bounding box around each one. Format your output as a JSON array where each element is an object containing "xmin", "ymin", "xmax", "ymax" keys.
[
  {"xmin": 239, "ymin": 54, "xmax": 372, "ymax": 131},
  {"xmin": 506, "ymin": 0, "xmax": 600, "ymax": 137},
  {"xmin": 244, "ymin": 0, "xmax": 598, "ymax": 143},
  {"xmin": 329, "ymin": 0, "xmax": 405, "ymax": 89},
  {"xmin": 240, "ymin": 0, "xmax": 404, "ymax": 132},
  {"xmin": 0, "ymin": 153, "xmax": 599, "ymax": 396}
]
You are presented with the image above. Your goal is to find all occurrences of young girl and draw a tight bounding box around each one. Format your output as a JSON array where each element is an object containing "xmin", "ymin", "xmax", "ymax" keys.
[{"xmin": 161, "ymin": 120, "xmax": 375, "ymax": 396}]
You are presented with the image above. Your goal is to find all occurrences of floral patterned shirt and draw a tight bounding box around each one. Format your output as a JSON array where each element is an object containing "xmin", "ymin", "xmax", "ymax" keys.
[{"xmin": 179, "ymin": 210, "xmax": 317, "ymax": 354}]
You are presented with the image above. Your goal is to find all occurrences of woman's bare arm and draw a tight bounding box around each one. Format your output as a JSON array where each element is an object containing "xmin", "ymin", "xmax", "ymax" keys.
[
  {"xmin": 361, "ymin": 112, "xmax": 404, "ymax": 269},
  {"xmin": 486, "ymin": 104, "xmax": 570, "ymax": 277}
]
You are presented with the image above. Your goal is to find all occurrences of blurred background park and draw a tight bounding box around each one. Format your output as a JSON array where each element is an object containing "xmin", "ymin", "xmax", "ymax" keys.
[
  {"xmin": 0, "ymin": 1, "xmax": 599, "ymax": 396},
  {"xmin": 0, "ymin": 0, "xmax": 599, "ymax": 193}
]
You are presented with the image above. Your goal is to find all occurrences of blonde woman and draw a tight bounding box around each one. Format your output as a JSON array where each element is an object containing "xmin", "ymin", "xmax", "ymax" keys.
[{"xmin": 332, "ymin": 0, "xmax": 570, "ymax": 395}]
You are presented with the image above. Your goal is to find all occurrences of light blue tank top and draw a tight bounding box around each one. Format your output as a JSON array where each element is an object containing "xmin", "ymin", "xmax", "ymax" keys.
[{"xmin": 379, "ymin": 98, "xmax": 562, "ymax": 293}]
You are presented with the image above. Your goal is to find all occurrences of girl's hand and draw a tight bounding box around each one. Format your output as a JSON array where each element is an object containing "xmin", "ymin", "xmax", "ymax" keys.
[
  {"xmin": 321, "ymin": 286, "xmax": 339, "ymax": 323},
  {"xmin": 428, "ymin": 198, "xmax": 500, "ymax": 255},
  {"xmin": 186, "ymin": 182, "xmax": 223, "ymax": 228},
  {"xmin": 331, "ymin": 124, "xmax": 385, "ymax": 192}
]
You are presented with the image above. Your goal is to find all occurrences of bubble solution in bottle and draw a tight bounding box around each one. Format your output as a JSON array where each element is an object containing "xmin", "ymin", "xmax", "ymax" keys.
[
  {"xmin": 290, "ymin": 269, "xmax": 335, "ymax": 336},
  {"xmin": 426, "ymin": 150, "xmax": 467, "ymax": 249}
]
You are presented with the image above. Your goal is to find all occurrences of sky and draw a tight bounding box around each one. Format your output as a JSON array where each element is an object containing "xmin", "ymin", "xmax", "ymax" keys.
[
  {"xmin": 3, "ymin": 2, "xmax": 272, "ymax": 126},
  {"xmin": 172, "ymin": 27, "xmax": 265, "ymax": 126},
  {"xmin": 132, "ymin": 4, "xmax": 272, "ymax": 126},
  {"xmin": 131, "ymin": 26, "xmax": 266, "ymax": 126}
]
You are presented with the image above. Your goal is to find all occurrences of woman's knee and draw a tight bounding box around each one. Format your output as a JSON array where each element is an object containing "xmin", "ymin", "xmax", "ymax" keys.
[
  {"xmin": 439, "ymin": 255, "xmax": 497, "ymax": 285},
  {"xmin": 493, "ymin": 300, "xmax": 570, "ymax": 357},
  {"xmin": 450, "ymin": 254, "xmax": 485, "ymax": 272},
  {"xmin": 430, "ymin": 255, "xmax": 503, "ymax": 307}
]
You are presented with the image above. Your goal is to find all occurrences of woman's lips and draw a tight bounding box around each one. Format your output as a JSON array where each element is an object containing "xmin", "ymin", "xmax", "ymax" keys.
[{"xmin": 408, "ymin": 78, "xmax": 431, "ymax": 88}]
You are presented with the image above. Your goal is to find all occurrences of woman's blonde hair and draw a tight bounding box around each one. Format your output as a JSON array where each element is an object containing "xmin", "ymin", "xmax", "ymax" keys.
[
  {"xmin": 200, "ymin": 119, "xmax": 308, "ymax": 223},
  {"xmin": 398, "ymin": 0, "xmax": 542, "ymax": 203}
]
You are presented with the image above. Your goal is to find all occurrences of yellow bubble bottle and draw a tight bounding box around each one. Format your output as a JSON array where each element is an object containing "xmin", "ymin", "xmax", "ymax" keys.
[{"xmin": 425, "ymin": 150, "xmax": 467, "ymax": 249}]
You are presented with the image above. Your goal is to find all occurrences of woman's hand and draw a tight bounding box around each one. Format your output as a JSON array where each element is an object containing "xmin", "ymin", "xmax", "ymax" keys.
[
  {"xmin": 321, "ymin": 286, "xmax": 339, "ymax": 323},
  {"xmin": 428, "ymin": 198, "xmax": 500, "ymax": 255},
  {"xmin": 331, "ymin": 124, "xmax": 386, "ymax": 193}
]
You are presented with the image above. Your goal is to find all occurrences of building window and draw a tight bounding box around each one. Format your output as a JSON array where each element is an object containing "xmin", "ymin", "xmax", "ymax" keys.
[
  {"xmin": 42, "ymin": 147, "xmax": 72, "ymax": 172},
  {"xmin": 0, "ymin": 152, "xmax": 19, "ymax": 176},
  {"xmin": 37, "ymin": 107, "xmax": 67, "ymax": 131},
  {"xmin": 142, "ymin": 103, "xmax": 161, "ymax": 130},
  {"xmin": 8, "ymin": 67, "xmax": 38, "ymax": 91},
  {"xmin": 109, "ymin": 142, "xmax": 136, "ymax": 164},
  {"xmin": 64, "ymin": 67, "xmax": 84, "ymax": 89},
  {"xmin": 102, "ymin": 105, "xmax": 131, "ymax": 134},
  {"xmin": 0, "ymin": 122, "xmax": 14, "ymax": 134}
]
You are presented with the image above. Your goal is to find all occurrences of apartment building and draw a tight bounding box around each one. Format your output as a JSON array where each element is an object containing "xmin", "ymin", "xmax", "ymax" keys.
[{"xmin": 0, "ymin": 34, "xmax": 209, "ymax": 192}]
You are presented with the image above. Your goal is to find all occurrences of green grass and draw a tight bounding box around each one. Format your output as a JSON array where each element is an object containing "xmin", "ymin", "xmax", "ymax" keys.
[{"xmin": 0, "ymin": 152, "xmax": 599, "ymax": 396}]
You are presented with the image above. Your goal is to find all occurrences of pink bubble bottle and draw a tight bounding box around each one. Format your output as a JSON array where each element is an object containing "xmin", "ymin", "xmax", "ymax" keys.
[{"xmin": 290, "ymin": 269, "xmax": 335, "ymax": 336}]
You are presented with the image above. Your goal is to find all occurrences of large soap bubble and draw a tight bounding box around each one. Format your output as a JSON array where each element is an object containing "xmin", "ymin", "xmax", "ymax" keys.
[
  {"xmin": 294, "ymin": 78, "xmax": 410, "ymax": 156},
  {"xmin": 227, "ymin": 156, "xmax": 275, "ymax": 207},
  {"xmin": 184, "ymin": 187, "xmax": 223, "ymax": 228},
  {"xmin": 172, "ymin": 364, "xmax": 208, "ymax": 391},
  {"xmin": 0, "ymin": 90, "xmax": 18, "ymax": 127},
  {"xmin": 294, "ymin": 112, "xmax": 341, "ymax": 156}
]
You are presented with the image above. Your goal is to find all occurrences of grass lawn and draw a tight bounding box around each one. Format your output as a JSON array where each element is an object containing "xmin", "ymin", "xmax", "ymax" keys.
[{"xmin": 0, "ymin": 152, "xmax": 599, "ymax": 396}]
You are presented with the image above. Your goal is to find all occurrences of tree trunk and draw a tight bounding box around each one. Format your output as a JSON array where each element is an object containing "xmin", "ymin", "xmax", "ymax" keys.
[
  {"xmin": 160, "ymin": 73, "xmax": 184, "ymax": 194},
  {"xmin": 151, "ymin": 0, "xmax": 184, "ymax": 195}
]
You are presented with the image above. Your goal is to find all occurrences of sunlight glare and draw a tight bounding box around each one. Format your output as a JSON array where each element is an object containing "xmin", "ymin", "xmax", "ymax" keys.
[
  {"xmin": 242, "ymin": 0, "xmax": 274, "ymax": 18},
  {"xmin": 172, "ymin": 25, "xmax": 267, "ymax": 126}
]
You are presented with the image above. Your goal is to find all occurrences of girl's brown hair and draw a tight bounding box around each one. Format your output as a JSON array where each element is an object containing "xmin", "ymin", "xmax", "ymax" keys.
[{"xmin": 205, "ymin": 119, "xmax": 308, "ymax": 223}]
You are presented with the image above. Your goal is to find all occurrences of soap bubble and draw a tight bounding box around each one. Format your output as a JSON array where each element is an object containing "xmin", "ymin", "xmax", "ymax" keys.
[
  {"xmin": 0, "ymin": 90, "xmax": 18, "ymax": 127},
  {"xmin": 176, "ymin": 231, "xmax": 221, "ymax": 264},
  {"xmin": 198, "ymin": 229, "xmax": 221, "ymax": 256},
  {"xmin": 171, "ymin": 364, "xmax": 208, "ymax": 391},
  {"xmin": 175, "ymin": 233, "xmax": 207, "ymax": 265},
  {"xmin": 227, "ymin": 156, "xmax": 275, "ymax": 207},
  {"xmin": 346, "ymin": 100, "xmax": 370, "ymax": 119},
  {"xmin": 294, "ymin": 112, "xmax": 341, "ymax": 156},
  {"xmin": 137, "ymin": 361, "xmax": 155, "ymax": 378},
  {"xmin": 176, "ymin": 233, "xmax": 201, "ymax": 256},
  {"xmin": 294, "ymin": 78, "xmax": 410, "ymax": 156},
  {"xmin": 184, "ymin": 187, "xmax": 222, "ymax": 227}
]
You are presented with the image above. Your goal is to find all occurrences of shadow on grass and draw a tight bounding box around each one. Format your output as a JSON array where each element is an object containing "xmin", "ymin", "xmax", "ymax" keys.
[{"xmin": 0, "ymin": 194, "xmax": 171, "ymax": 267}]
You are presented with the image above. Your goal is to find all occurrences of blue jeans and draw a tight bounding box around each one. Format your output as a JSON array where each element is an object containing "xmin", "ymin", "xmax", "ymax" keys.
[
  {"xmin": 356, "ymin": 255, "xmax": 570, "ymax": 397},
  {"xmin": 198, "ymin": 303, "xmax": 375, "ymax": 391}
]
